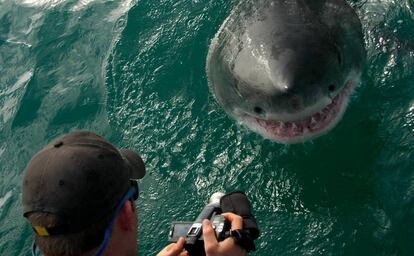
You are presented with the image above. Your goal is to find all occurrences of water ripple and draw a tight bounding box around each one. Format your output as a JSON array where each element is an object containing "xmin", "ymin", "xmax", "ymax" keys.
[{"xmin": 0, "ymin": 191, "xmax": 12, "ymax": 209}]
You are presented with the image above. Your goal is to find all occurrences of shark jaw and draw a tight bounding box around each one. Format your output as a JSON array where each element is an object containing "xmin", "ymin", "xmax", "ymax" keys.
[{"xmin": 238, "ymin": 80, "xmax": 357, "ymax": 143}]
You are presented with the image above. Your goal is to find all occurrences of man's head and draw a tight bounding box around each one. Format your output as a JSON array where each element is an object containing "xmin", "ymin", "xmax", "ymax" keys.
[{"xmin": 22, "ymin": 131, "xmax": 146, "ymax": 256}]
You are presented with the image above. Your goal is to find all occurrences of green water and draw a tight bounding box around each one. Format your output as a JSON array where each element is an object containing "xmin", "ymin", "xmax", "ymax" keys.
[{"xmin": 1, "ymin": 0, "xmax": 414, "ymax": 255}]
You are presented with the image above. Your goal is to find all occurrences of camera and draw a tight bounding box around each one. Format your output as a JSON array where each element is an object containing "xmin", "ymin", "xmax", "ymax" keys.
[
  {"xmin": 168, "ymin": 192, "xmax": 229, "ymax": 244},
  {"xmin": 168, "ymin": 191, "xmax": 259, "ymax": 256}
]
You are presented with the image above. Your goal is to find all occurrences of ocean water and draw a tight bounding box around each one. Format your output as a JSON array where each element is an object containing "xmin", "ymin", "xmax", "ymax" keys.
[{"xmin": 1, "ymin": 0, "xmax": 414, "ymax": 255}]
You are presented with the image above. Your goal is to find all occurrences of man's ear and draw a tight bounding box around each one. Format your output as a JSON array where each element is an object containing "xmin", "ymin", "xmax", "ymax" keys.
[{"xmin": 117, "ymin": 200, "xmax": 135, "ymax": 231}]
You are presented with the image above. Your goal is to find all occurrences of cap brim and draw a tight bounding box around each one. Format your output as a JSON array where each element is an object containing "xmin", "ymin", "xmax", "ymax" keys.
[{"xmin": 120, "ymin": 149, "xmax": 146, "ymax": 179}]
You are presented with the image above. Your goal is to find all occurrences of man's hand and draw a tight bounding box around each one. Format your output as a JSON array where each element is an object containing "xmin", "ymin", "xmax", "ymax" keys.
[
  {"xmin": 157, "ymin": 237, "xmax": 189, "ymax": 256},
  {"xmin": 202, "ymin": 213, "xmax": 247, "ymax": 256}
]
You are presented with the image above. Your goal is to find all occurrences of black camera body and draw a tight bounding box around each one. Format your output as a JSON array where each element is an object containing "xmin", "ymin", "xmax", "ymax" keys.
[
  {"xmin": 169, "ymin": 213, "xmax": 230, "ymax": 254},
  {"xmin": 168, "ymin": 191, "xmax": 260, "ymax": 256}
]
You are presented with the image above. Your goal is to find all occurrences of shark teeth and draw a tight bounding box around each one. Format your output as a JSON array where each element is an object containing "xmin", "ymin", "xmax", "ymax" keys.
[{"xmin": 245, "ymin": 81, "xmax": 354, "ymax": 141}]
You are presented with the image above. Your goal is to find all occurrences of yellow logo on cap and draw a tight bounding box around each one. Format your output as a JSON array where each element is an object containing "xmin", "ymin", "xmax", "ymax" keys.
[{"xmin": 33, "ymin": 226, "xmax": 50, "ymax": 237}]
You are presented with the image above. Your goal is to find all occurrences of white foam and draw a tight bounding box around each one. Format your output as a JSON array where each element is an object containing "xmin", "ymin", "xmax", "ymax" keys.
[
  {"xmin": 20, "ymin": 0, "xmax": 134, "ymax": 14},
  {"xmin": 0, "ymin": 191, "xmax": 12, "ymax": 209},
  {"xmin": 20, "ymin": 0, "xmax": 66, "ymax": 8},
  {"xmin": 70, "ymin": 0, "xmax": 95, "ymax": 11},
  {"xmin": 5, "ymin": 38, "xmax": 32, "ymax": 48},
  {"xmin": 403, "ymin": 101, "xmax": 414, "ymax": 132},
  {"xmin": 20, "ymin": 0, "xmax": 100, "ymax": 11},
  {"xmin": 0, "ymin": 71, "xmax": 32, "ymax": 123},
  {"xmin": 106, "ymin": 0, "xmax": 134, "ymax": 21},
  {"xmin": 7, "ymin": 71, "xmax": 33, "ymax": 95}
]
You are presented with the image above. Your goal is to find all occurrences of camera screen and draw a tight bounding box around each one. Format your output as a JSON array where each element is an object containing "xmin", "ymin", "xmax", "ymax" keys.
[{"xmin": 168, "ymin": 222, "xmax": 193, "ymax": 242}]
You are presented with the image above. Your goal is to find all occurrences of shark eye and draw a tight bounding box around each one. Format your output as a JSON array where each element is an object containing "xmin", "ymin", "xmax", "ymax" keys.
[
  {"xmin": 328, "ymin": 84, "xmax": 335, "ymax": 92},
  {"xmin": 254, "ymin": 106, "xmax": 264, "ymax": 115}
]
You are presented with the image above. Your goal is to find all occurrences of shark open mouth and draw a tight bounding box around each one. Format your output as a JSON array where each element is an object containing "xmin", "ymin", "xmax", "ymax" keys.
[{"xmin": 242, "ymin": 81, "xmax": 355, "ymax": 143}]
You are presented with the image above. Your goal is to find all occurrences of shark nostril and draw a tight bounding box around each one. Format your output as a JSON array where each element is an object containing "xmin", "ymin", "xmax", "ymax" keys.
[
  {"xmin": 254, "ymin": 106, "xmax": 264, "ymax": 115},
  {"xmin": 328, "ymin": 84, "xmax": 335, "ymax": 92}
]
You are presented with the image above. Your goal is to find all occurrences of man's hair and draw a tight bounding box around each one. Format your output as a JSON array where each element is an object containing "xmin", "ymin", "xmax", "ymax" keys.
[
  {"xmin": 27, "ymin": 212, "xmax": 112, "ymax": 256},
  {"xmin": 27, "ymin": 200, "xmax": 136, "ymax": 256}
]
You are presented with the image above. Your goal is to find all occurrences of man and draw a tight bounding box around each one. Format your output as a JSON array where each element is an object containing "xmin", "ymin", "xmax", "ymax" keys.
[{"xmin": 22, "ymin": 131, "xmax": 247, "ymax": 256}]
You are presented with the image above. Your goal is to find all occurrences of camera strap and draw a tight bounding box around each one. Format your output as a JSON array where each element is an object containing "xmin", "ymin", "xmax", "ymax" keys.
[
  {"xmin": 230, "ymin": 229, "xmax": 257, "ymax": 252},
  {"xmin": 220, "ymin": 191, "xmax": 260, "ymax": 252},
  {"xmin": 220, "ymin": 191, "xmax": 260, "ymax": 239}
]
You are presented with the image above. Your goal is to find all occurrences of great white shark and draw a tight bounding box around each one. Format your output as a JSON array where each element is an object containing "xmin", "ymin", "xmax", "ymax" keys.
[{"xmin": 206, "ymin": 0, "xmax": 366, "ymax": 143}]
